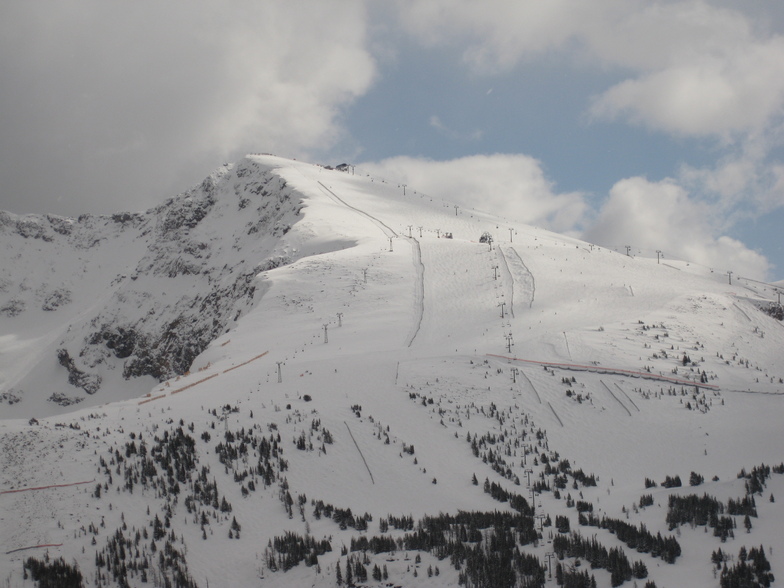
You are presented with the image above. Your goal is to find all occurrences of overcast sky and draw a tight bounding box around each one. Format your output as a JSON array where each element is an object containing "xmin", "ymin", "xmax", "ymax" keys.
[{"xmin": 2, "ymin": 1, "xmax": 783, "ymax": 280}]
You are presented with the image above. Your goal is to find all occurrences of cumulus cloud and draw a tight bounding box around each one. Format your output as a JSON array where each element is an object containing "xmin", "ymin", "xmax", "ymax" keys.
[
  {"xmin": 428, "ymin": 115, "xmax": 483, "ymax": 141},
  {"xmin": 589, "ymin": 39, "xmax": 784, "ymax": 138},
  {"xmin": 394, "ymin": 1, "xmax": 784, "ymax": 140},
  {"xmin": 0, "ymin": 0, "xmax": 375, "ymax": 216},
  {"xmin": 583, "ymin": 176, "xmax": 770, "ymax": 279},
  {"xmin": 360, "ymin": 154, "xmax": 587, "ymax": 234}
]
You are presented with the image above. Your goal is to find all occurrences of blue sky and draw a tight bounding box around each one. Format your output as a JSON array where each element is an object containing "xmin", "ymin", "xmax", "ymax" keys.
[{"xmin": 1, "ymin": 1, "xmax": 783, "ymax": 280}]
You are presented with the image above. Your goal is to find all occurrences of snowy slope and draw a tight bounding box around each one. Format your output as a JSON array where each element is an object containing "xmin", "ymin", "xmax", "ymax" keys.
[
  {"xmin": 1, "ymin": 154, "xmax": 783, "ymax": 588},
  {"xmin": 0, "ymin": 158, "xmax": 323, "ymax": 418}
]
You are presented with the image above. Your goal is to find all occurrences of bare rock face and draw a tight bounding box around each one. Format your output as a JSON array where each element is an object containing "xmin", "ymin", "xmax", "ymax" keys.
[
  {"xmin": 57, "ymin": 348, "xmax": 102, "ymax": 395},
  {"xmin": 42, "ymin": 288, "xmax": 72, "ymax": 311}
]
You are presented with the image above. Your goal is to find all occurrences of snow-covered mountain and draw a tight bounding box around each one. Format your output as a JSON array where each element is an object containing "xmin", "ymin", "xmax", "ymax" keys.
[
  {"xmin": 0, "ymin": 159, "xmax": 306, "ymax": 418},
  {"xmin": 1, "ymin": 154, "xmax": 782, "ymax": 588}
]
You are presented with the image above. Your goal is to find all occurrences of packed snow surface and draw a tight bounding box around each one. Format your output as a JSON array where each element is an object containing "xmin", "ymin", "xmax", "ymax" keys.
[{"xmin": 1, "ymin": 155, "xmax": 782, "ymax": 587}]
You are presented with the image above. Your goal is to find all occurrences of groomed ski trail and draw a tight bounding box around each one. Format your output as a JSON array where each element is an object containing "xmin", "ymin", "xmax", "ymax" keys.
[
  {"xmin": 314, "ymin": 180, "xmax": 424, "ymax": 348},
  {"xmin": 501, "ymin": 246, "xmax": 535, "ymax": 309},
  {"xmin": 405, "ymin": 237, "xmax": 425, "ymax": 348}
]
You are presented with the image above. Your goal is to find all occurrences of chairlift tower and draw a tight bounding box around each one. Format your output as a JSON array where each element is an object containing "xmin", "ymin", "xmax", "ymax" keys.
[{"xmin": 545, "ymin": 552, "xmax": 557, "ymax": 578}]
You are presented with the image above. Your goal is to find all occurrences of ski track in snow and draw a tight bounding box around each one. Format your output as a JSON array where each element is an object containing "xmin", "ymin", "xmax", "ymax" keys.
[
  {"xmin": 601, "ymin": 379, "xmax": 632, "ymax": 416},
  {"xmin": 615, "ymin": 382, "xmax": 641, "ymax": 412},
  {"xmin": 516, "ymin": 367, "xmax": 542, "ymax": 404},
  {"xmin": 316, "ymin": 181, "xmax": 397, "ymax": 238},
  {"xmin": 312, "ymin": 177, "xmax": 424, "ymax": 347},
  {"xmin": 343, "ymin": 421, "xmax": 375, "ymax": 484},
  {"xmin": 3, "ymin": 155, "xmax": 784, "ymax": 588},
  {"xmin": 496, "ymin": 247, "xmax": 515, "ymax": 318},
  {"xmin": 405, "ymin": 237, "xmax": 425, "ymax": 348},
  {"xmin": 502, "ymin": 246, "xmax": 535, "ymax": 309}
]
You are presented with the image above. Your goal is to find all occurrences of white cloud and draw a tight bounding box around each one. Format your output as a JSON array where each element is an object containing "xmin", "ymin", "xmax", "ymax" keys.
[
  {"xmin": 589, "ymin": 39, "xmax": 784, "ymax": 138},
  {"xmin": 360, "ymin": 154, "xmax": 587, "ymax": 234},
  {"xmin": 394, "ymin": 1, "xmax": 784, "ymax": 140},
  {"xmin": 428, "ymin": 115, "xmax": 483, "ymax": 141},
  {"xmin": 0, "ymin": 0, "xmax": 375, "ymax": 216},
  {"xmin": 583, "ymin": 176, "xmax": 770, "ymax": 279}
]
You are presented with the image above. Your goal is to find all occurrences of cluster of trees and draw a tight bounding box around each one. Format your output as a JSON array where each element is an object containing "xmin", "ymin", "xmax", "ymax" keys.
[
  {"xmin": 727, "ymin": 495, "xmax": 757, "ymax": 517},
  {"xmin": 294, "ymin": 418, "xmax": 333, "ymax": 451},
  {"xmin": 483, "ymin": 478, "xmax": 534, "ymax": 516},
  {"xmin": 264, "ymin": 531, "xmax": 332, "ymax": 571},
  {"xmin": 661, "ymin": 475, "xmax": 682, "ymax": 488},
  {"xmin": 666, "ymin": 492, "xmax": 757, "ymax": 541},
  {"xmin": 689, "ymin": 471, "xmax": 705, "ymax": 486},
  {"xmin": 470, "ymin": 432, "xmax": 520, "ymax": 484},
  {"xmin": 738, "ymin": 463, "xmax": 784, "ymax": 495},
  {"xmin": 23, "ymin": 556, "xmax": 83, "ymax": 588},
  {"xmin": 93, "ymin": 520, "xmax": 197, "ymax": 588},
  {"xmin": 666, "ymin": 493, "xmax": 724, "ymax": 529},
  {"xmin": 379, "ymin": 514, "xmax": 415, "ymax": 532},
  {"xmin": 311, "ymin": 500, "xmax": 372, "ymax": 530},
  {"xmin": 336, "ymin": 553, "xmax": 373, "ymax": 585},
  {"xmin": 544, "ymin": 458, "xmax": 597, "ymax": 488},
  {"xmin": 575, "ymin": 501, "xmax": 593, "ymax": 513},
  {"xmin": 552, "ymin": 533, "xmax": 648, "ymax": 587},
  {"xmin": 556, "ymin": 566, "xmax": 659, "ymax": 588},
  {"xmin": 455, "ymin": 544, "xmax": 544, "ymax": 588},
  {"xmin": 555, "ymin": 564, "xmax": 597, "ymax": 588},
  {"xmin": 341, "ymin": 511, "xmax": 546, "ymax": 588},
  {"xmin": 209, "ymin": 422, "xmax": 297, "ymax": 511},
  {"xmin": 717, "ymin": 545, "xmax": 774, "ymax": 588},
  {"xmin": 578, "ymin": 513, "xmax": 681, "ymax": 563}
]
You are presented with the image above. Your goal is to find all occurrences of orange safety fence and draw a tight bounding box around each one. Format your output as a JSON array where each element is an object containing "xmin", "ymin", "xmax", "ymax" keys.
[
  {"xmin": 6, "ymin": 543, "xmax": 63, "ymax": 555},
  {"xmin": 170, "ymin": 373, "xmax": 220, "ymax": 395},
  {"xmin": 137, "ymin": 350, "xmax": 269, "ymax": 405},
  {"xmin": 222, "ymin": 351, "xmax": 269, "ymax": 374},
  {"xmin": 1, "ymin": 480, "xmax": 95, "ymax": 496},
  {"xmin": 138, "ymin": 394, "xmax": 166, "ymax": 406}
]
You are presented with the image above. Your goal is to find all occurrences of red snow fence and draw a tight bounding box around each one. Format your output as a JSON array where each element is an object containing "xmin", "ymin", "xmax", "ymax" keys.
[
  {"xmin": 487, "ymin": 354, "xmax": 720, "ymax": 391},
  {"xmin": 222, "ymin": 350, "xmax": 269, "ymax": 374},
  {"xmin": 137, "ymin": 351, "xmax": 269, "ymax": 405},
  {"xmin": 1, "ymin": 480, "xmax": 94, "ymax": 496},
  {"xmin": 6, "ymin": 543, "xmax": 63, "ymax": 555}
]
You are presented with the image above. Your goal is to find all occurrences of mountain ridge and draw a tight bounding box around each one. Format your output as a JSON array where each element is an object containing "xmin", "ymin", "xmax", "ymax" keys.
[{"xmin": 1, "ymin": 154, "xmax": 783, "ymax": 588}]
